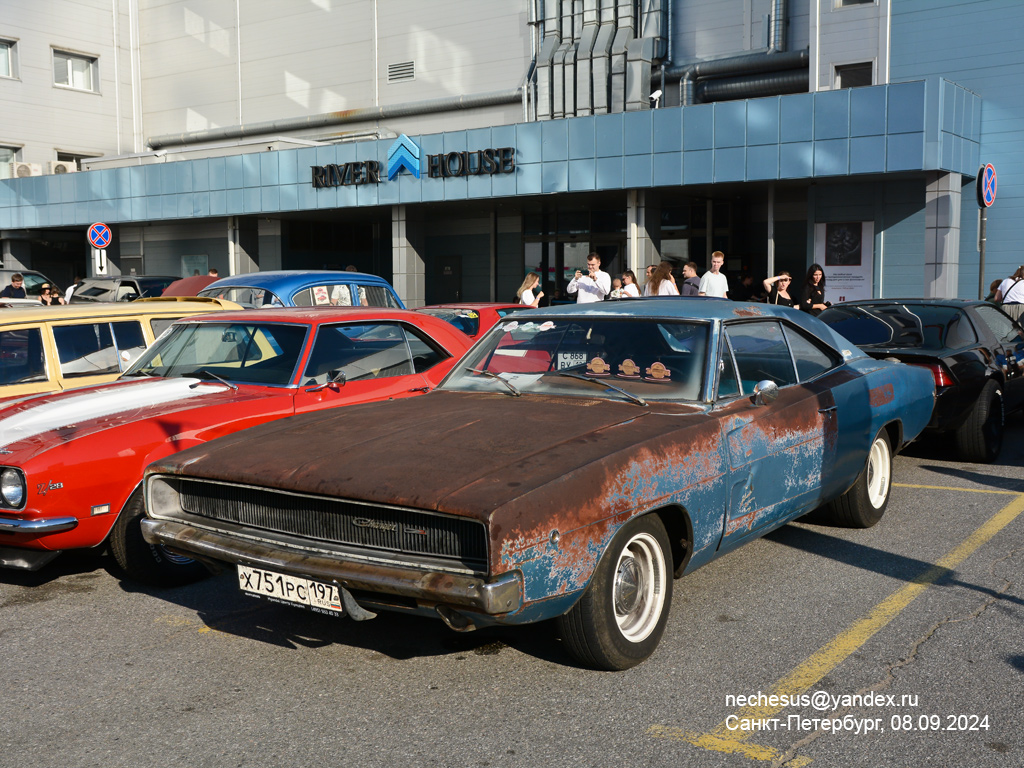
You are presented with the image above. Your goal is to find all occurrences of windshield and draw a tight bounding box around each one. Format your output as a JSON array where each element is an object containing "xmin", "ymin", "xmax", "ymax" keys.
[
  {"xmin": 417, "ymin": 308, "xmax": 481, "ymax": 336},
  {"xmin": 123, "ymin": 321, "xmax": 309, "ymax": 386},
  {"xmin": 136, "ymin": 278, "xmax": 177, "ymax": 297},
  {"xmin": 821, "ymin": 305, "xmax": 977, "ymax": 351},
  {"xmin": 198, "ymin": 286, "xmax": 286, "ymax": 308},
  {"xmin": 441, "ymin": 317, "xmax": 708, "ymax": 401}
]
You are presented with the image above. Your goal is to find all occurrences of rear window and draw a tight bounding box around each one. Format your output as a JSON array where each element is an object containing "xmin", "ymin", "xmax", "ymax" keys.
[
  {"xmin": 416, "ymin": 308, "xmax": 480, "ymax": 337},
  {"xmin": 820, "ymin": 305, "xmax": 977, "ymax": 351}
]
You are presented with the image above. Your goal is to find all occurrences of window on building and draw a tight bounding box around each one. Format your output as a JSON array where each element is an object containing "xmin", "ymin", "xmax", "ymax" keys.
[
  {"xmin": 835, "ymin": 62, "xmax": 873, "ymax": 89},
  {"xmin": 53, "ymin": 49, "xmax": 98, "ymax": 91},
  {"xmin": 1, "ymin": 38, "xmax": 16, "ymax": 78},
  {"xmin": 838, "ymin": 0, "xmax": 874, "ymax": 6}
]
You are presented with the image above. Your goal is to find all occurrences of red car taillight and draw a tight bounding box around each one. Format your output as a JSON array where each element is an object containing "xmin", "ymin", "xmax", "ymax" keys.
[{"xmin": 919, "ymin": 362, "xmax": 955, "ymax": 388}]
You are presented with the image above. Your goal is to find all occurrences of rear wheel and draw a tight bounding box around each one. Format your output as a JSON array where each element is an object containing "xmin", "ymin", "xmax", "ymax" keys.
[
  {"xmin": 557, "ymin": 515, "xmax": 673, "ymax": 670},
  {"xmin": 822, "ymin": 429, "xmax": 892, "ymax": 528},
  {"xmin": 110, "ymin": 489, "xmax": 210, "ymax": 587},
  {"xmin": 955, "ymin": 379, "xmax": 1003, "ymax": 463}
]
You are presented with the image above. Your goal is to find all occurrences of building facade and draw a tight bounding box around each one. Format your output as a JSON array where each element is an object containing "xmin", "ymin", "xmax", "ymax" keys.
[{"xmin": 0, "ymin": 0, "xmax": 1019, "ymax": 305}]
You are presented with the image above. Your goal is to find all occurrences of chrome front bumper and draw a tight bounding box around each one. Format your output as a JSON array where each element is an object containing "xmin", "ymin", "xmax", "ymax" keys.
[
  {"xmin": 0, "ymin": 515, "xmax": 78, "ymax": 534},
  {"xmin": 141, "ymin": 518, "xmax": 522, "ymax": 616}
]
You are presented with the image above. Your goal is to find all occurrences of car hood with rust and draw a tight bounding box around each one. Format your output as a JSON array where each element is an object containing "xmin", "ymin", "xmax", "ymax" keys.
[
  {"xmin": 149, "ymin": 390, "xmax": 709, "ymax": 522},
  {"xmin": 0, "ymin": 377, "xmax": 288, "ymax": 462}
]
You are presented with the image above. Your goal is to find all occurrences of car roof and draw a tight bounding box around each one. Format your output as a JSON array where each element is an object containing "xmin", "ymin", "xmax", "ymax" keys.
[
  {"xmin": 418, "ymin": 303, "xmax": 524, "ymax": 310},
  {"xmin": 830, "ymin": 298, "xmax": 985, "ymax": 308},
  {"xmin": 167, "ymin": 305, "xmax": 449, "ymax": 325},
  {"xmin": 79, "ymin": 275, "xmax": 181, "ymax": 283},
  {"xmin": 0, "ymin": 297, "xmax": 239, "ymax": 323},
  {"xmin": 203, "ymin": 270, "xmax": 394, "ymax": 292}
]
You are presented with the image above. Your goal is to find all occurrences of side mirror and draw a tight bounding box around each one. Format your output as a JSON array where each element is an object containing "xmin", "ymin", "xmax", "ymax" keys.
[
  {"xmin": 753, "ymin": 379, "xmax": 779, "ymax": 406},
  {"xmin": 305, "ymin": 369, "xmax": 346, "ymax": 393}
]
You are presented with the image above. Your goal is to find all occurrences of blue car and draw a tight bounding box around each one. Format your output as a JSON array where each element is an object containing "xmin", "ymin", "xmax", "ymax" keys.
[
  {"xmin": 198, "ymin": 270, "xmax": 403, "ymax": 309},
  {"xmin": 141, "ymin": 300, "xmax": 935, "ymax": 670}
]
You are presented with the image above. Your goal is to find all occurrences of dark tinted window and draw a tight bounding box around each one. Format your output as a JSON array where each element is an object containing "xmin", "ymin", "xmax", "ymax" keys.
[
  {"xmin": 0, "ymin": 328, "xmax": 47, "ymax": 384},
  {"xmin": 416, "ymin": 308, "xmax": 480, "ymax": 336},
  {"xmin": 303, "ymin": 322, "xmax": 414, "ymax": 384},
  {"xmin": 783, "ymin": 325, "xmax": 838, "ymax": 381},
  {"xmin": 725, "ymin": 322, "xmax": 797, "ymax": 390},
  {"xmin": 974, "ymin": 305, "xmax": 1023, "ymax": 344},
  {"xmin": 135, "ymin": 278, "xmax": 177, "ymax": 298},
  {"xmin": 112, "ymin": 321, "xmax": 147, "ymax": 368},
  {"xmin": 821, "ymin": 304, "xmax": 976, "ymax": 350},
  {"xmin": 53, "ymin": 322, "xmax": 119, "ymax": 377}
]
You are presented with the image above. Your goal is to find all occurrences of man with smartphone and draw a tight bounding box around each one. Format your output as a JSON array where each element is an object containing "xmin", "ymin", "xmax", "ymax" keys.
[{"xmin": 567, "ymin": 253, "xmax": 611, "ymax": 303}]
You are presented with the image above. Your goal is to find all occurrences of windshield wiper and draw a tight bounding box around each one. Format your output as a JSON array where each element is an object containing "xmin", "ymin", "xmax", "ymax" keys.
[
  {"xmin": 466, "ymin": 367, "xmax": 521, "ymax": 397},
  {"xmin": 188, "ymin": 369, "xmax": 238, "ymax": 391},
  {"xmin": 123, "ymin": 369, "xmax": 157, "ymax": 377},
  {"xmin": 551, "ymin": 371, "xmax": 647, "ymax": 407}
]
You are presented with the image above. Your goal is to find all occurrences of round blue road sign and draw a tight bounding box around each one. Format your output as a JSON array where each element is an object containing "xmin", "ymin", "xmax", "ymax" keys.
[
  {"xmin": 88, "ymin": 222, "xmax": 112, "ymax": 249},
  {"xmin": 977, "ymin": 164, "xmax": 997, "ymax": 208}
]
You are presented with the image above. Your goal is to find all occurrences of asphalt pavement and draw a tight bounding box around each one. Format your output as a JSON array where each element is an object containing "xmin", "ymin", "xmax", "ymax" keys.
[{"xmin": 2, "ymin": 420, "xmax": 1022, "ymax": 768}]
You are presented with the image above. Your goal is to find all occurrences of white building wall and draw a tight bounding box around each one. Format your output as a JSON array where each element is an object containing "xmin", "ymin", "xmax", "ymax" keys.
[{"xmin": 0, "ymin": 0, "xmax": 136, "ymax": 173}]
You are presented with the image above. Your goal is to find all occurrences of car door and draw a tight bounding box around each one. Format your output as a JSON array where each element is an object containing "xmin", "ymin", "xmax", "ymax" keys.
[
  {"xmin": 292, "ymin": 321, "xmax": 434, "ymax": 413},
  {"xmin": 973, "ymin": 304, "xmax": 1024, "ymax": 411},
  {"xmin": 715, "ymin": 320, "xmax": 838, "ymax": 550}
]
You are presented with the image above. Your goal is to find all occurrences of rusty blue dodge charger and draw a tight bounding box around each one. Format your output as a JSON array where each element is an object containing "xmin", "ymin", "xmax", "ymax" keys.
[{"xmin": 141, "ymin": 300, "xmax": 935, "ymax": 669}]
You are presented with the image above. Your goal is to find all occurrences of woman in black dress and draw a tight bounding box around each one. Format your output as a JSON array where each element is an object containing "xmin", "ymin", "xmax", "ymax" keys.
[
  {"xmin": 800, "ymin": 264, "xmax": 828, "ymax": 316},
  {"xmin": 762, "ymin": 271, "xmax": 795, "ymax": 307}
]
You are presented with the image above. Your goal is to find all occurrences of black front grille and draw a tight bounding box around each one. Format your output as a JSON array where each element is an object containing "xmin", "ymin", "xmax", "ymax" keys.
[{"xmin": 178, "ymin": 480, "xmax": 487, "ymax": 569}]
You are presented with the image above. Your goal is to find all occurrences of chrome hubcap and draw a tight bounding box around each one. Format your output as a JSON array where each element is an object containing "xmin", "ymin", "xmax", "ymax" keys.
[{"xmin": 612, "ymin": 530, "xmax": 667, "ymax": 643}]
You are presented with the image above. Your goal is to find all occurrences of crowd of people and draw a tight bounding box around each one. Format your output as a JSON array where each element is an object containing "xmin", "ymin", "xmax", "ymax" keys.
[
  {"xmin": 0, "ymin": 272, "xmax": 69, "ymax": 305},
  {"xmin": 516, "ymin": 252, "xmax": 836, "ymax": 315}
]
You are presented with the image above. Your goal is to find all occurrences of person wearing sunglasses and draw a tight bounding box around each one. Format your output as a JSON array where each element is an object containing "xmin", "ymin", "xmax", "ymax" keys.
[{"xmin": 38, "ymin": 283, "xmax": 67, "ymax": 306}]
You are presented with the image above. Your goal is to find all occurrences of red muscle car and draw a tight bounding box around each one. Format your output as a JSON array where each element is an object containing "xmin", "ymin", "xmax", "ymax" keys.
[{"xmin": 0, "ymin": 307, "xmax": 471, "ymax": 583}]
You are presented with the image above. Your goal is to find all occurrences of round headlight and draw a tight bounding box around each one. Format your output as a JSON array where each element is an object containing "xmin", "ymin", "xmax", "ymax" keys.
[{"xmin": 1, "ymin": 468, "xmax": 25, "ymax": 507}]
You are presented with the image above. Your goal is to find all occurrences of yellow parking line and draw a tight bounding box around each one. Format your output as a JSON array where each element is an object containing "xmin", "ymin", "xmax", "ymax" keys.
[
  {"xmin": 649, "ymin": 490, "xmax": 1024, "ymax": 762},
  {"xmin": 894, "ymin": 482, "xmax": 1021, "ymax": 495}
]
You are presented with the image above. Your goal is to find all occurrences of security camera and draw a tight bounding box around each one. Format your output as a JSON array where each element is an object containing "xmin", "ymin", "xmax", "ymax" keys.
[{"xmin": 650, "ymin": 90, "xmax": 663, "ymax": 108}]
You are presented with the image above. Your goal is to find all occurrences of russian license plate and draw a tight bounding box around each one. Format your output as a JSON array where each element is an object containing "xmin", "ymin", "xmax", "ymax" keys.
[
  {"xmin": 556, "ymin": 351, "xmax": 587, "ymax": 370},
  {"xmin": 237, "ymin": 564, "xmax": 344, "ymax": 616}
]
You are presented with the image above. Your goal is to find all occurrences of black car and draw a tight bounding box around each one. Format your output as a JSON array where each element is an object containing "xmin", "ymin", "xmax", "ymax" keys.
[
  {"xmin": 820, "ymin": 299, "xmax": 1024, "ymax": 462},
  {"xmin": 70, "ymin": 275, "xmax": 180, "ymax": 303}
]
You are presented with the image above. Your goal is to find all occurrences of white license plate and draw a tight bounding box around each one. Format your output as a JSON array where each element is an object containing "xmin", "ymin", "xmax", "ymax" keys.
[
  {"xmin": 237, "ymin": 565, "xmax": 344, "ymax": 616},
  {"xmin": 556, "ymin": 352, "xmax": 587, "ymax": 370}
]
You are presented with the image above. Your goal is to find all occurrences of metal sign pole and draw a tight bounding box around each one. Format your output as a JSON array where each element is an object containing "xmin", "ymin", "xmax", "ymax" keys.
[{"xmin": 978, "ymin": 208, "xmax": 987, "ymax": 299}]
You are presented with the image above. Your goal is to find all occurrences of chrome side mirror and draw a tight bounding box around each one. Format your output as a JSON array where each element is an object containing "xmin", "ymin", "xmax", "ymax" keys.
[
  {"xmin": 753, "ymin": 379, "xmax": 779, "ymax": 406},
  {"xmin": 305, "ymin": 369, "xmax": 346, "ymax": 393}
]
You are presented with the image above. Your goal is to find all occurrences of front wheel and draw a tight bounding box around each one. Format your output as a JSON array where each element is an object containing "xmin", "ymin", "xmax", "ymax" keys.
[
  {"xmin": 822, "ymin": 429, "xmax": 892, "ymax": 528},
  {"xmin": 557, "ymin": 515, "xmax": 673, "ymax": 670},
  {"xmin": 110, "ymin": 489, "xmax": 211, "ymax": 587}
]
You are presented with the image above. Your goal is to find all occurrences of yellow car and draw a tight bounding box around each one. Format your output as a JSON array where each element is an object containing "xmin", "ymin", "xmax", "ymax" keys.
[{"xmin": 0, "ymin": 297, "xmax": 240, "ymax": 401}]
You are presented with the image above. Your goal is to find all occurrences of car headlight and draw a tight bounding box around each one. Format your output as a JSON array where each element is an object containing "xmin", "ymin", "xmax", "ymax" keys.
[{"xmin": 1, "ymin": 468, "xmax": 25, "ymax": 508}]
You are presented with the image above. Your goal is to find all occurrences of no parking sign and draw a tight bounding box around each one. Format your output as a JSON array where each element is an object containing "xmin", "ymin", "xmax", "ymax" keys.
[
  {"xmin": 977, "ymin": 164, "xmax": 997, "ymax": 208},
  {"xmin": 88, "ymin": 222, "xmax": 112, "ymax": 249}
]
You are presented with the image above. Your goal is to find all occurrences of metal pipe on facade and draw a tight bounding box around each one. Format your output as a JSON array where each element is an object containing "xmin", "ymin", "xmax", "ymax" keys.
[
  {"xmin": 676, "ymin": 49, "xmax": 809, "ymax": 106},
  {"xmin": 148, "ymin": 89, "xmax": 523, "ymax": 150},
  {"xmin": 696, "ymin": 68, "xmax": 808, "ymax": 102}
]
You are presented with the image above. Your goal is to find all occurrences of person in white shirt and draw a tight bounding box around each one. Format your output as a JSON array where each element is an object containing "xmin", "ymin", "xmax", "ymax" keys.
[
  {"xmin": 516, "ymin": 272, "xmax": 544, "ymax": 307},
  {"xmin": 567, "ymin": 253, "xmax": 611, "ymax": 303},
  {"xmin": 996, "ymin": 266, "xmax": 1024, "ymax": 320},
  {"xmin": 698, "ymin": 251, "xmax": 729, "ymax": 298},
  {"xmin": 621, "ymin": 270, "xmax": 641, "ymax": 298},
  {"xmin": 64, "ymin": 276, "xmax": 82, "ymax": 303},
  {"xmin": 641, "ymin": 264, "xmax": 656, "ymax": 296},
  {"xmin": 647, "ymin": 261, "xmax": 680, "ymax": 296}
]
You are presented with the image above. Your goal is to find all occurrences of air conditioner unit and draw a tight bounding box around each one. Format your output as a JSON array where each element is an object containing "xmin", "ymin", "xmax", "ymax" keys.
[
  {"xmin": 8, "ymin": 162, "xmax": 43, "ymax": 178},
  {"xmin": 48, "ymin": 161, "xmax": 79, "ymax": 174}
]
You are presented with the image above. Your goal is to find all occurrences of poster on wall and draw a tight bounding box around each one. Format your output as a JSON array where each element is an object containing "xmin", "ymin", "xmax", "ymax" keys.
[{"xmin": 814, "ymin": 222, "xmax": 874, "ymax": 303}]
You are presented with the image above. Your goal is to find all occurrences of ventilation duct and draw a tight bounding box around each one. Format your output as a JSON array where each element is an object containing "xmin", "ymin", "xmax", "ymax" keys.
[
  {"xmin": 535, "ymin": 0, "xmax": 561, "ymax": 121},
  {"xmin": 591, "ymin": 0, "xmax": 617, "ymax": 114},
  {"xmin": 575, "ymin": 0, "xmax": 600, "ymax": 115}
]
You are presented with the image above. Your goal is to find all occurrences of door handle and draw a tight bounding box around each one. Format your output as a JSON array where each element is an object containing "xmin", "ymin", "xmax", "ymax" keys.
[
  {"xmin": 408, "ymin": 386, "xmax": 431, "ymax": 393},
  {"xmin": 818, "ymin": 405, "xmax": 837, "ymax": 414}
]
